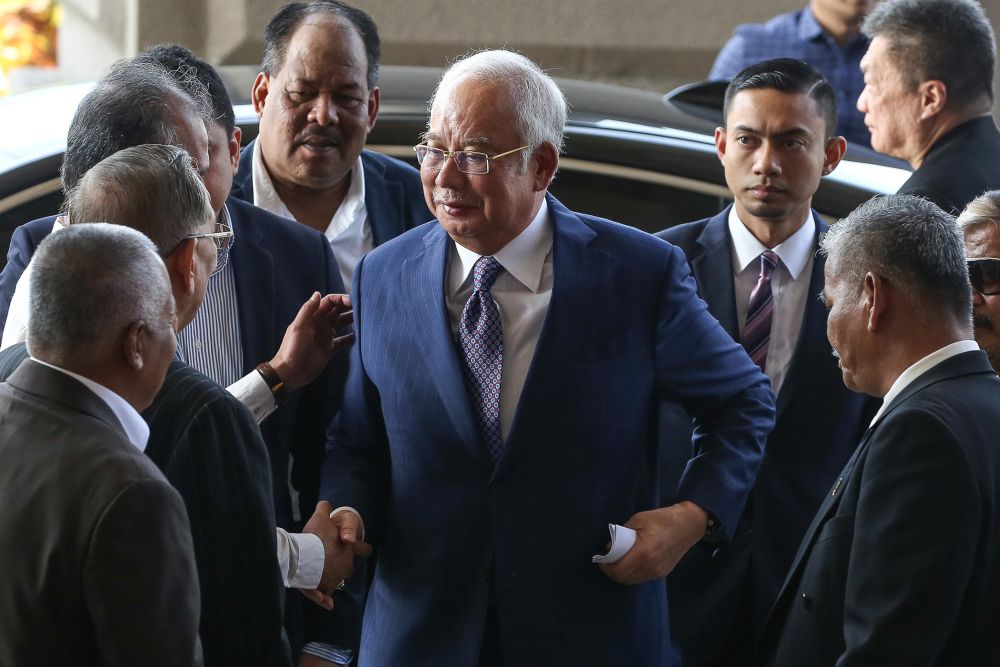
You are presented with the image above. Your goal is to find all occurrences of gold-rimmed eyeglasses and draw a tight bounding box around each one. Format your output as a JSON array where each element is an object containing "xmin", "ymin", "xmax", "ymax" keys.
[
  {"xmin": 412, "ymin": 144, "xmax": 530, "ymax": 175},
  {"xmin": 170, "ymin": 222, "xmax": 234, "ymax": 276}
]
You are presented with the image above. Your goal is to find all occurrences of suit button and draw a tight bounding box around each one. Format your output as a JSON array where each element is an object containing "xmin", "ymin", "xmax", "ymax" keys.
[
  {"xmin": 488, "ymin": 482, "xmax": 505, "ymax": 497},
  {"xmin": 800, "ymin": 593, "xmax": 812, "ymax": 610}
]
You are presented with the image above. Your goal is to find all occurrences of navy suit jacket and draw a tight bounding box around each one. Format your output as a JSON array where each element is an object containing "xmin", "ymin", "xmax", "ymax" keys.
[
  {"xmin": 657, "ymin": 207, "xmax": 876, "ymax": 665},
  {"xmin": 319, "ymin": 195, "xmax": 774, "ymax": 666},
  {"xmin": 230, "ymin": 141, "xmax": 431, "ymax": 245},
  {"xmin": 760, "ymin": 350, "xmax": 1000, "ymax": 666},
  {"xmin": 0, "ymin": 196, "xmax": 355, "ymax": 654}
]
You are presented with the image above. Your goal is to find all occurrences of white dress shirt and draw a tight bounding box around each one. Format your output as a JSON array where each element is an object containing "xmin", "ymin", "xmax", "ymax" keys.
[
  {"xmin": 729, "ymin": 208, "xmax": 816, "ymax": 396},
  {"xmin": 251, "ymin": 141, "xmax": 373, "ymax": 289},
  {"xmin": 31, "ymin": 356, "xmax": 150, "ymax": 451},
  {"xmin": 870, "ymin": 339, "xmax": 980, "ymax": 425},
  {"xmin": 2, "ymin": 216, "xmax": 65, "ymax": 351},
  {"xmin": 446, "ymin": 199, "xmax": 553, "ymax": 439}
]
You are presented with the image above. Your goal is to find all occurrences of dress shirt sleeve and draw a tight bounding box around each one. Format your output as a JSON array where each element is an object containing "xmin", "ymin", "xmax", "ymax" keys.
[
  {"xmin": 274, "ymin": 528, "xmax": 324, "ymax": 589},
  {"xmin": 1, "ymin": 265, "xmax": 31, "ymax": 351},
  {"xmin": 84, "ymin": 478, "xmax": 204, "ymax": 667},
  {"xmin": 227, "ymin": 370, "xmax": 278, "ymax": 423},
  {"xmin": 709, "ymin": 32, "xmax": 746, "ymax": 80}
]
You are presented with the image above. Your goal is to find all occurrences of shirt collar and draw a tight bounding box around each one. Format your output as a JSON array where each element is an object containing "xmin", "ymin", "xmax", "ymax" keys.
[
  {"xmin": 871, "ymin": 339, "xmax": 981, "ymax": 425},
  {"xmin": 29, "ymin": 357, "xmax": 150, "ymax": 451},
  {"xmin": 798, "ymin": 6, "xmax": 825, "ymax": 41},
  {"xmin": 449, "ymin": 198, "xmax": 552, "ymax": 296},
  {"xmin": 250, "ymin": 140, "xmax": 366, "ymax": 233},
  {"xmin": 727, "ymin": 206, "xmax": 816, "ymax": 280}
]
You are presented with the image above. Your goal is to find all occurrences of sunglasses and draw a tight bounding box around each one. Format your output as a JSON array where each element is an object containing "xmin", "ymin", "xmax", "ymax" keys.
[{"xmin": 968, "ymin": 257, "xmax": 1000, "ymax": 296}]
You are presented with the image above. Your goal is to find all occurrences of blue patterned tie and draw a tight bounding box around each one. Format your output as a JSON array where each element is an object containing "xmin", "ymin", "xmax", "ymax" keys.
[
  {"xmin": 459, "ymin": 256, "xmax": 504, "ymax": 463},
  {"xmin": 743, "ymin": 250, "xmax": 779, "ymax": 370}
]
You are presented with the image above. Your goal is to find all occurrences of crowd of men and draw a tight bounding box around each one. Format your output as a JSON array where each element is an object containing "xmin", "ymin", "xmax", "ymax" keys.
[{"xmin": 0, "ymin": 0, "xmax": 998, "ymax": 665}]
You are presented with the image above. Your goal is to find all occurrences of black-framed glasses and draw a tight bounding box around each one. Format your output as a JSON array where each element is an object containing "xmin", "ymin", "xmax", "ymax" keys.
[
  {"xmin": 968, "ymin": 257, "xmax": 1000, "ymax": 295},
  {"xmin": 169, "ymin": 222, "xmax": 234, "ymax": 276},
  {"xmin": 412, "ymin": 144, "xmax": 530, "ymax": 175}
]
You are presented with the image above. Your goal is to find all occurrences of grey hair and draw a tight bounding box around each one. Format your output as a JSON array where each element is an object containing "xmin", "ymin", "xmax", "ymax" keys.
[
  {"xmin": 863, "ymin": 0, "xmax": 995, "ymax": 110},
  {"xmin": 821, "ymin": 194, "xmax": 971, "ymax": 325},
  {"xmin": 66, "ymin": 144, "xmax": 213, "ymax": 255},
  {"xmin": 27, "ymin": 223, "xmax": 172, "ymax": 363},
  {"xmin": 61, "ymin": 55, "xmax": 212, "ymax": 192},
  {"xmin": 957, "ymin": 190, "xmax": 1000, "ymax": 232},
  {"xmin": 428, "ymin": 49, "xmax": 568, "ymax": 170}
]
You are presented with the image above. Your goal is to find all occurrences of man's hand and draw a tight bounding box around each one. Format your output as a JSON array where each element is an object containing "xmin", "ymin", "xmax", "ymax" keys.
[
  {"xmin": 599, "ymin": 501, "xmax": 709, "ymax": 585},
  {"xmin": 270, "ymin": 292, "xmax": 354, "ymax": 392},
  {"xmin": 300, "ymin": 501, "xmax": 373, "ymax": 609}
]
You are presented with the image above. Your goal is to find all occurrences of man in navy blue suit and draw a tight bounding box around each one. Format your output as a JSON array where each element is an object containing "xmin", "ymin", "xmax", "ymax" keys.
[
  {"xmin": 0, "ymin": 51, "xmax": 363, "ymax": 665},
  {"xmin": 231, "ymin": 1, "xmax": 430, "ymax": 289},
  {"xmin": 316, "ymin": 49, "xmax": 775, "ymax": 666},
  {"xmin": 658, "ymin": 59, "xmax": 876, "ymax": 666}
]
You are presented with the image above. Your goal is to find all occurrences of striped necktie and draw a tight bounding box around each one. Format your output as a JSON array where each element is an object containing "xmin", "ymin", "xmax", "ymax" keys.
[
  {"xmin": 743, "ymin": 250, "xmax": 779, "ymax": 370},
  {"xmin": 458, "ymin": 256, "xmax": 505, "ymax": 463}
]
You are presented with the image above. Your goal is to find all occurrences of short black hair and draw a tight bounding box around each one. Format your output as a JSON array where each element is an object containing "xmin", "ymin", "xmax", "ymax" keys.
[
  {"xmin": 723, "ymin": 58, "xmax": 838, "ymax": 138},
  {"xmin": 141, "ymin": 43, "xmax": 236, "ymax": 136},
  {"xmin": 261, "ymin": 1, "xmax": 381, "ymax": 90},
  {"xmin": 863, "ymin": 0, "xmax": 995, "ymax": 108},
  {"xmin": 61, "ymin": 56, "xmax": 209, "ymax": 192}
]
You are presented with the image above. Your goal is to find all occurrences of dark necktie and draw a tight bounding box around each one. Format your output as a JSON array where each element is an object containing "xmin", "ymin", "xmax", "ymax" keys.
[
  {"xmin": 458, "ymin": 256, "xmax": 504, "ymax": 463},
  {"xmin": 743, "ymin": 250, "xmax": 779, "ymax": 370}
]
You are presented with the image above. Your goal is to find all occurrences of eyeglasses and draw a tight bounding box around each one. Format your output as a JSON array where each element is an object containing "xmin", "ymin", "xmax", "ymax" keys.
[
  {"xmin": 412, "ymin": 144, "xmax": 531, "ymax": 175},
  {"xmin": 168, "ymin": 222, "xmax": 234, "ymax": 276},
  {"xmin": 968, "ymin": 257, "xmax": 1000, "ymax": 296}
]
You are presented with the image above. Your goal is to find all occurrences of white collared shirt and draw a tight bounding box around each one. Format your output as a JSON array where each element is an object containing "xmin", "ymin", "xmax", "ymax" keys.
[
  {"xmin": 251, "ymin": 141, "xmax": 373, "ymax": 289},
  {"xmin": 870, "ymin": 339, "xmax": 980, "ymax": 425},
  {"xmin": 2, "ymin": 216, "xmax": 67, "ymax": 352},
  {"xmin": 729, "ymin": 208, "xmax": 816, "ymax": 395},
  {"xmin": 446, "ymin": 199, "xmax": 553, "ymax": 439},
  {"xmin": 30, "ymin": 356, "xmax": 150, "ymax": 451}
]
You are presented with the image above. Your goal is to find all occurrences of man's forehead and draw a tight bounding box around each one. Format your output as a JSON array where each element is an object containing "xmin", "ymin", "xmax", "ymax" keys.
[
  {"xmin": 965, "ymin": 222, "xmax": 1000, "ymax": 255},
  {"xmin": 279, "ymin": 15, "xmax": 367, "ymax": 77},
  {"xmin": 727, "ymin": 89, "xmax": 824, "ymax": 133}
]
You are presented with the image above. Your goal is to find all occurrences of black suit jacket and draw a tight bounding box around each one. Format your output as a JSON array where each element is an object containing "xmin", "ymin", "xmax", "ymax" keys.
[
  {"xmin": 230, "ymin": 142, "xmax": 431, "ymax": 247},
  {"xmin": 898, "ymin": 116, "xmax": 1000, "ymax": 215},
  {"xmin": 760, "ymin": 350, "xmax": 1000, "ymax": 666},
  {"xmin": 0, "ymin": 358, "xmax": 203, "ymax": 666},
  {"xmin": 658, "ymin": 208, "xmax": 876, "ymax": 665},
  {"xmin": 0, "ymin": 346, "xmax": 290, "ymax": 667}
]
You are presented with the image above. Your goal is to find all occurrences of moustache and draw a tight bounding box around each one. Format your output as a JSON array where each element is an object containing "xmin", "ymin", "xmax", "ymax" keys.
[
  {"xmin": 296, "ymin": 128, "xmax": 341, "ymax": 145},
  {"xmin": 974, "ymin": 314, "xmax": 995, "ymax": 331},
  {"xmin": 433, "ymin": 191, "xmax": 478, "ymax": 208}
]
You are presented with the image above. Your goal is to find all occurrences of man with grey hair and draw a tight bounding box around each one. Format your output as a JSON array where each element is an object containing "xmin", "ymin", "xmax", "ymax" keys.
[
  {"xmin": 759, "ymin": 194, "xmax": 1000, "ymax": 665},
  {"xmin": 858, "ymin": 0, "xmax": 1000, "ymax": 213},
  {"xmin": 958, "ymin": 190, "xmax": 1000, "ymax": 372},
  {"xmin": 0, "ymin": 223, "xmax": 203, "ymax": 666},
  {"xmin": 317, "ymin": 48, "xmax": 774, "ymax": 665}
]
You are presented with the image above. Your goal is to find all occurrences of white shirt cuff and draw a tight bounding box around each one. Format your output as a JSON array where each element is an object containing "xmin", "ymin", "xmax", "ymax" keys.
[
  {"xmin": 228, "ymin": 370, "xmax": 278, "ymax": 424},
  {"xmin": 275, "ymin": 528, "xmax": 324, "ymax": 589}
]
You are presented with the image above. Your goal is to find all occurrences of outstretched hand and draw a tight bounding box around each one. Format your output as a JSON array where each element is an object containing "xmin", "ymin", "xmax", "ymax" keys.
[{"xmin": 270, "ymin": 292, "xmax": 354, "ymax": 393}]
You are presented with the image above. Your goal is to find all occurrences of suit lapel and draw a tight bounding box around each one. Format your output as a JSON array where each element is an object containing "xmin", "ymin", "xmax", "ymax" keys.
[
  {"xmin": 497, "ymin": 196, "xmax": 606, "ymax": 475},
  {"xmin": 690, "ymin": 208, "xmax": 739, "ymax": 339},
  {"xmin": 226, "ymin": 198, "xmax": 277, "ymax": 374},
  {"xmin": 232, "ymin": 141, "xmax": 255, "ymax": 203},
  {"xmin": 362, "ymin": 152, "xmax": 407, "ymax": 247},
  {"xmin": 774, "ymin": 214, "xmax": 826, "ymax": 418},
  {"xmin": 402, "ymin": 225, "xmax": 484, "ymax": 459}
]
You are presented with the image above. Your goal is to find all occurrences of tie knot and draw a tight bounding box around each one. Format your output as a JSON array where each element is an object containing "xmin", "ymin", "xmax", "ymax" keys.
[
  {"xmin": 473, "ymin": 256, "xmax": 503, "ymax": 292},
  {"xmin": 759, "ymin": 250, "xmax": 779, "ymax": 279}
]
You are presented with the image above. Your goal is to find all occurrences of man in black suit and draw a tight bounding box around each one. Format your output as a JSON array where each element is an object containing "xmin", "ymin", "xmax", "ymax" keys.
[
  {"xmin": 0, "ymin": 223, "xmax": 202, "ymax": 666},
  {"xmin": 760, "ymin": 194, "xmax": 1000, "ymax": 665},
  {"xmin": 858, "ymin": 0, "xmax": 1000, "ymax": 214},
  {"xmin": 234, "ymin": 1, "xmax": 430, "ymax": 292},
  {"xmin": 657, "ymin": 59, "xmax": 876, "ymax": 666}
]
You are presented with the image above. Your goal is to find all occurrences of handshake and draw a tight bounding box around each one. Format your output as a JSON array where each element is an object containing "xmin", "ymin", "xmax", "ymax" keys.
[{"xmin": 300, "ymin": 500, "xmax": 374, "ymax": 610}]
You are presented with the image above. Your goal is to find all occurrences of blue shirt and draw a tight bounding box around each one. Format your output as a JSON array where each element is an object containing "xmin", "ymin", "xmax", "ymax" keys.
[{"xmin": 710, "ymin": 7, "xmax": 871, "ymax": 147}]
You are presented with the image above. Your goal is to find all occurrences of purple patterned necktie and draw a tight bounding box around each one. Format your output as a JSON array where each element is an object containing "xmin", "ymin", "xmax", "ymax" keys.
[
  {"xmin": 459, "ymin": 255, "xmax": 505, "ymax": 463},
  {"xmin": 743, "ymin": 250, "xmax": 779, "ymax": 370}
]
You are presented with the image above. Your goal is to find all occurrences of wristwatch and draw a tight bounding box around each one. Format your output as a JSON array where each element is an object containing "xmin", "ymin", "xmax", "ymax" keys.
[{"xmin": 256, "ymin": 361, "xmax": 289, "ymax": 405}]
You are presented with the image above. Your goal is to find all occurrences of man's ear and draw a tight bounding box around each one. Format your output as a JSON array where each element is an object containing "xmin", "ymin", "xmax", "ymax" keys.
[
  {"xmin": 366, "ymin": 86, "xmax": 380, "ymax": 132},
  {"xmin": 822, "ymin": 135, "xmax": 848, "ymax": 176},
  {"xmin": 230, "ymin": 126, "xmax": 243, "ymax": 171},
  {"xmin": 864, "ymin": 271, "xmax": 886, "ymax": 332},
  {"xmin": 122, "ymin": 320, "xmax": 147, "ymax": 371},
  {"xmin": 918, "ymin": 80, "xmax": 948, "ymax": 121},
  {"xmin": 715, "ymin": 127, "xmax": 727, "ymax": 164},
  {"xmin": 531, "ymin": 142, "xmax": 560, "ymax": 191},
  {"xmin": 251, "ymin": 72, "xmax": 270, "ymax": 117},
  {"xmin": 163, "ymin": 239, "xmax": 198, "ymax": 297}
]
